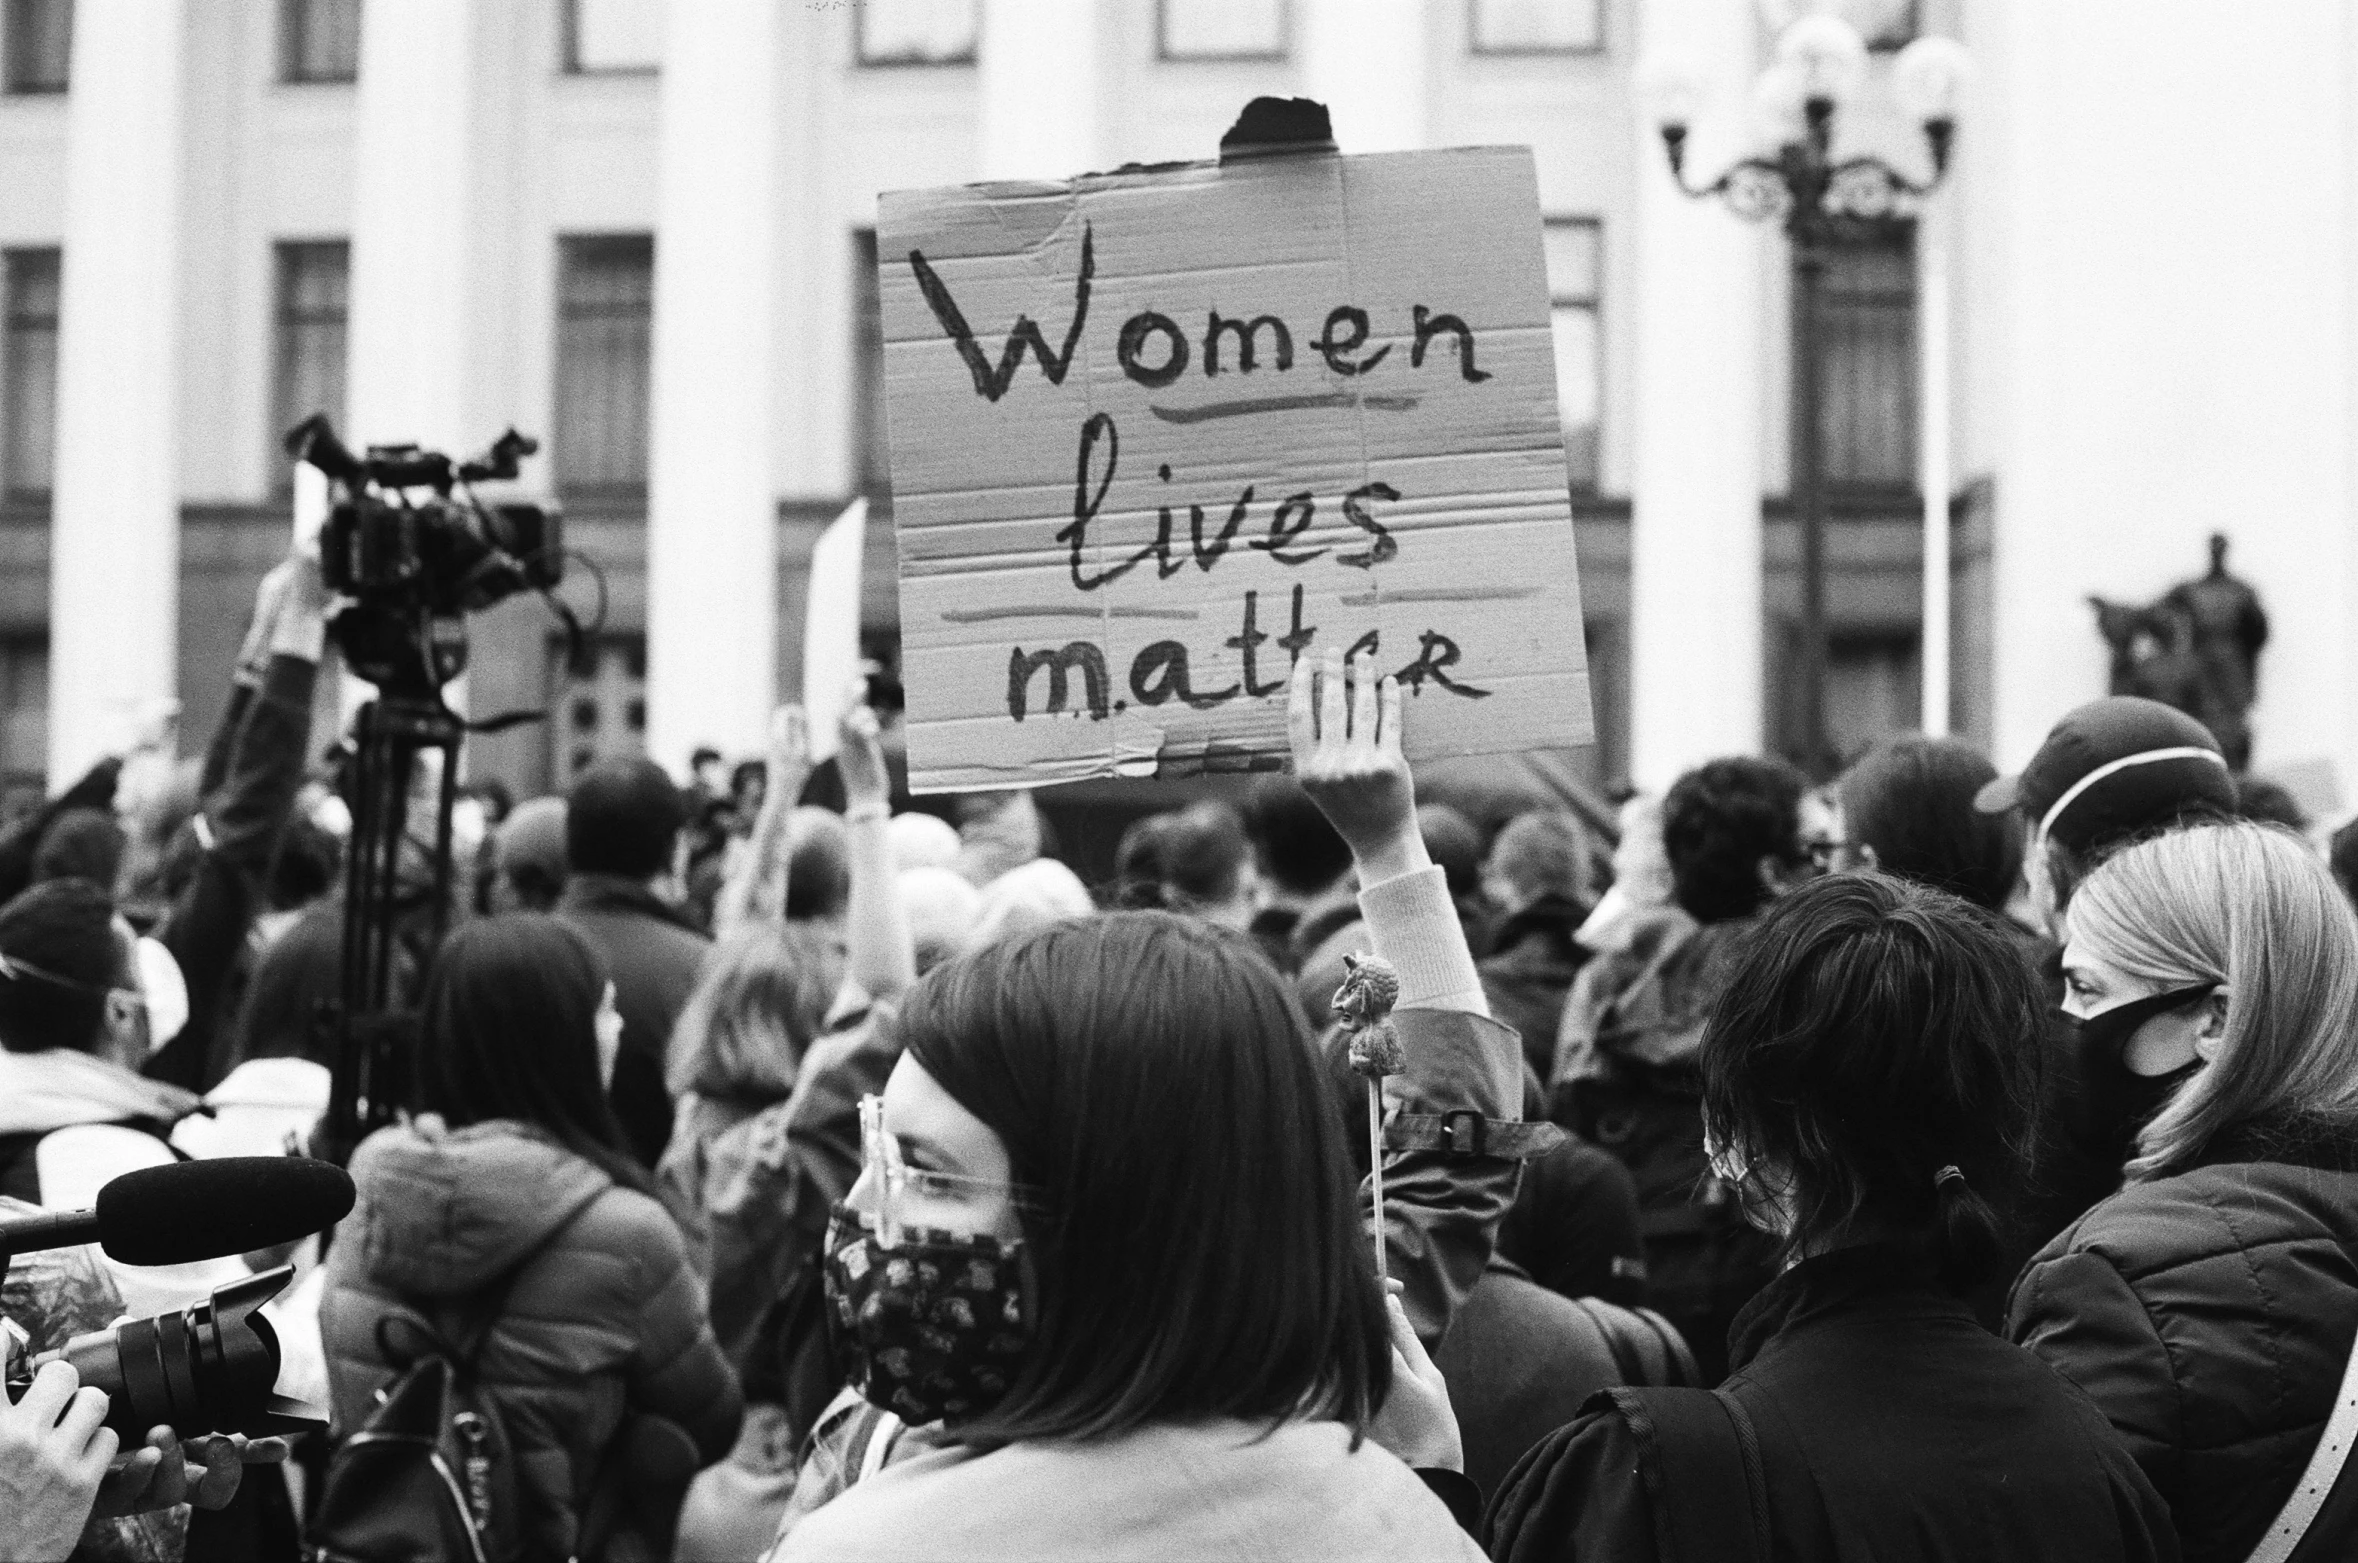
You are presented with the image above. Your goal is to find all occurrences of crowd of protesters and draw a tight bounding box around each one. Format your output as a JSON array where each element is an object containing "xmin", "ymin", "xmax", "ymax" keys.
[{"xmin": 2, "ymin": 543, "xmax": 2357, "ymax": 1562}]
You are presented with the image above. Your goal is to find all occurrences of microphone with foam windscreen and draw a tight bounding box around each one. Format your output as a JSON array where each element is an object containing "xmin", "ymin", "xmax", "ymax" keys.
[
  {"xmin": 0, "ymin": 1159, "xmax": 356, "ymax": 1439},
  {"xmin": 0, "ymin": 1156, "xmax": 355, "ymax": 1266}
]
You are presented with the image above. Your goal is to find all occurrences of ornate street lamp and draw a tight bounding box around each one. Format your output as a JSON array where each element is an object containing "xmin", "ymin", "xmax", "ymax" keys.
[{"xmin": 1641, "ymin": 19, "xmax": 1971, "ymax": 777}]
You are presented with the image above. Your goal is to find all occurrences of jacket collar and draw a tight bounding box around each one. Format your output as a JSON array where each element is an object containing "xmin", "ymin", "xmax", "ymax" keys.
[
  {"xmin": 1489, "ymin": 892, "xmax": 1590, "ymax": 953},
  {"xmin": 1724, "ymin": 1242, "xmax": 1970, "ymax": 1375},
  {"xmin": 558, "ymin": 872, "xmax": 701, "ymax": 932}
]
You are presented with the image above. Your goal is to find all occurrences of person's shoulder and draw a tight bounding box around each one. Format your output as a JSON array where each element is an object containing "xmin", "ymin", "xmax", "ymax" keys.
[{"xmin": 1486, "ymin": 1396, "xmax": 1655, "ymax": 1560}]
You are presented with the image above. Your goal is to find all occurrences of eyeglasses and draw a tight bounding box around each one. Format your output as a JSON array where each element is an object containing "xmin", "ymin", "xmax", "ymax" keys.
[{"xmin": 857, "ymin": 1094, "xmax": 1041, "ymax": 1250}]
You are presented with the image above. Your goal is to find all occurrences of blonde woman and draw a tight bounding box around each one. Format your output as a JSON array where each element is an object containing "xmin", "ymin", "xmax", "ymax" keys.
[{"xmin": 2008, "ymin": 820, "xmax": 2358, "ymax": 1563}]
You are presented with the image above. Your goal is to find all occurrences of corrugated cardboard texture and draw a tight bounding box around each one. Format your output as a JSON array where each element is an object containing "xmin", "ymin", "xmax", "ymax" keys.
[{"xmin": 878, "ymin": 145, "xmax": 1593, "ymax": 794}]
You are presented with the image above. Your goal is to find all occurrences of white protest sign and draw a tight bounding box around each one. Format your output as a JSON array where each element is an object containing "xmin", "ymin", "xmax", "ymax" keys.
[
  {"xmin": 803, "ymin": 497, "xmax": 869, "ymax": 763},
  {"xmin": 877, "ymin": 145, "xmax": 1591, "ymax": 793}
]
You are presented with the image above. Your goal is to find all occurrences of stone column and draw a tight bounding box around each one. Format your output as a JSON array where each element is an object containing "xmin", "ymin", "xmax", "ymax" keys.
[
  {"xmin": 977, "ymin": 0, "xmax": 1101, "ymax": 179},
  {"xmin": 1627, "ymin": 0, "xmax": 1766, "ymax": 789},
  {"xmin": 1301, "ymin": 0, "xmax": 1429, "ymax": 153},
  {"xmin": 47, "ymin": 0, "xmax": 188, "ymax": 783},
  {"xmin": 644, "ymin": 0, "xmax": 783, "ymax": 772}
]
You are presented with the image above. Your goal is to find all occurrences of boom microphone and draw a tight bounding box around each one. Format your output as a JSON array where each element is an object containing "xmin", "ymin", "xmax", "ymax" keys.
[{"xmin": 0, "ymin": 1157, "xmax": 355, "ymax": 1267}]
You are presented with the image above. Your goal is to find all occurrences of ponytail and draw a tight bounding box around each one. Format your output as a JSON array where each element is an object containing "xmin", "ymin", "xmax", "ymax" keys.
[{"xmin": 1930, "ymin": 1164, "xmax": 2003, "ymax": 1289}]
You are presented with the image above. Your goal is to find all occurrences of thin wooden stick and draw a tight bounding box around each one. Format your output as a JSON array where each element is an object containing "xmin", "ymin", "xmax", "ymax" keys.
[{"xmin": 1367, "ymin": 1076, "xmax": 1388, "ymax": 1285}]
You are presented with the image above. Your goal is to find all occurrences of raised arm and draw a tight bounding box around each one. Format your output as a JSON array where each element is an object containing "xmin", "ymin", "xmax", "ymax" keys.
[
  {"xmin": 713, "ymin": 705, "xmax": 812, "ymax": 936},
  {"xmin": 1291, "ymin": 648, "xmax": 1548, "ymax": 1348},
  {"xmin": 839, "ymin": 704, "xmax": 916, "ymax": 1005}
]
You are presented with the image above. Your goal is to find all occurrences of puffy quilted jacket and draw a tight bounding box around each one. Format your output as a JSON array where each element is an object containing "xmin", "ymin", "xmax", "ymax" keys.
[
  {"xmin": 2008, "ymin": 1116, "xmax": 2358, "ymax": 1563},
  {"xmin": 320, "ymin": 1117, "xmax": 744, "ymax": 1562}
]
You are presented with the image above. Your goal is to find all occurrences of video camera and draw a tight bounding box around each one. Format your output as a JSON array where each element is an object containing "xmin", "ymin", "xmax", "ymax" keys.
[
  {"xmin": 283, "ymin": 414, "xmax": 564, "ymax": 699},
  {"xmin": 6, "ymin": 1267, "xmax": 320, "ymax": 1439}
]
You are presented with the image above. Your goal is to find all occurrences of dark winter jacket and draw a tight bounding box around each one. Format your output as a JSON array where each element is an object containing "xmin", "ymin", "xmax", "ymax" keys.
[
  {"xmin": 1479, "ymin": 892, "xmax": 1590, "ymax": 1084},
  {"xmin": 1496, "ymin": 1133, "xmax": 1646, "ymax": 1308},
  {"xmin": 320, "ymin": 1117, "xmax": 742, "ymax": 1563},
  {"xmin": 556, "ymin": 873, "xmax": 711, "ymax": 1165},
  {"xmin": 1549, "ymin": 907, "xmax": 1775, "ymax": 1381},
  {"xmin": 1488, "ymin": 1244, "xmax": 2178, "ymax": 1563},
  {"xmin": 2009, "ymin": 1116, "xmax": 2358, "ymax": 1563}
]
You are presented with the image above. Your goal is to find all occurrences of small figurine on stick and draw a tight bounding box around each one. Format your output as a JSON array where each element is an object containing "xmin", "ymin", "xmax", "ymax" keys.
[{"xmin": 1334, "ymin": 951, "xmax": 1403, "ymax": 1282}]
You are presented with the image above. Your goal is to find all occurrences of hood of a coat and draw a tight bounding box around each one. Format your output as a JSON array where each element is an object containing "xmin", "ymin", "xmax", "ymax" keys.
[
  {"xmin": 0, "ymin": 1047, "xmax": 202, "ymax": 1137},
  {"xmin": 346, "ymin": 1116, "xmax": 612, "ymax": 1299}
]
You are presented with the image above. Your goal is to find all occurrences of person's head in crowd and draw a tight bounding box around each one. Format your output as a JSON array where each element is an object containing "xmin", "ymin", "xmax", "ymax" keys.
[
  {"xmin": 729, "ymin": 759, "xmax": 767, "ymax": 822},
  {"xmin": 690, "ymin": 746, "xmax": 725, "ymax": 798},
  {"xmin": 1417, "ymin": 804, "xmax": 1484, "ymax": 904},
  {"xmin": 0, "ymin": 880, "xmax": 144, "ymax": 1063},
  {"xmin": 901, "ymin": 866, "xmax": 984, "ymax": 974},
  {"xmin": 2331, "ymin": 816, "xmax": 2358, "ymax": 913},
  {"xmin": 228, "ymin": 904, "xmax": 342, "ymax": 1068},
  {"xmin": 1114, "ymin": 802, "xmax": 1262, "ymax": 931},
  {"xmin": 784, "ymin": 806, "xmax": 852, "ymax": 922},
  {"xmin": 1482, "ymin": 810, "xmax": 1595, "ymax": 919},
  {"xmin": 1577, "ymin": 793, "xmax": 1676, "ymax": 950},
  {"xmin": 493, "ymin": 795, "xmax": 569, "ymax": 914},
  {"xmin": 972, "ymin": 858, "xmax": 1095, "ymax": 949},
  {"xmin": 1241, "ymin": 777, "xmax": 1352, "ymax": 909},
  {"xmin": 849, "ymin": 911, "xmax": 1387, "ymax": 1439},
  {"xmin": 30, "ymin": 809, "xmax": 125, "ymax": 893},
  {"xmin": 1660, "ymin": 756, "xmax": 1814, "ymax": 925},
  {"xmin": 566, "ymin": 758, "xmax": 687, "ymax": 888},
  {"xmin": 416, "ymin": 914, "xmax": 647, "ymax": 1192},
  {"xmin": 1700, "ymin": 873, "xmax": 2041, "ymax": 1290},
  {"xmin": 889, "ymin": 811, "xmax": 964, "ymax": 877},
  {"xmin": 2234, "ymin": 775, "xmax": 2308, "ymax": 833},
  {"xmin": 1974, "ymin": 695, "xmax": 2237, "ymax": 934},
  {"xmin": 2061, "ymin": 821, "xmax": 2358, "ymax": 1184},
  {"xmin": 665, "ymin": 922, "xmax": 844, "ymax": 1102},
  {"xmin": 1834, "ymin": 736, "xmax": 2023, "ymax": 912},
  {"xmin": 267, "ymin": 810, "xmax": 343, "ymax": 914}
]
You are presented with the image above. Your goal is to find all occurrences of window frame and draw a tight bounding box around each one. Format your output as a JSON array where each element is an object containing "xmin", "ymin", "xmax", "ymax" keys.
[
  {"xmin": 1155, "ymin": 0, "xmax": 1290, "ymax": 63},
  {"xmin": 2, "ymin": 0, "xmax": 71, "ymax": 95},
  {"xmin": 1467, "ymin": 0, "xmax": 1604, "ymax": 59},
  {"xmin": 1, "ymin": 247, "xmax": 62, "ymax": 504},
  {"xmin": 854, "ymin": 0, "xmax": 979, "ymax": 69},
  {"xmin": 1543, "ymin": 216, "xmax": 1603, "ymax": 494},
  {"xmin": 269, "ymin": 239, "xmax": 351, "ymax": 492},
  {"xmin": 551, "ymin": 233, "xmax": 657, "ymax": 502},
  {"xmin": 279, "ymin": 0, "xmax": 361, "ymax": 85},
  {"xmin": 1799, "ymin": 219, "xmax": 1917, "ymax": 494},
  {"xmin": 559, "ymin": 0, "xmax": 661, "ymax": 77}
]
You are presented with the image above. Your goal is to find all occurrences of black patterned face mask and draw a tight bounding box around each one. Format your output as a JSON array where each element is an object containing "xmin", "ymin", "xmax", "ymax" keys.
[{"xmin": 824, "ymin": 1208, "xmax": 1032, "ymax": 1426}]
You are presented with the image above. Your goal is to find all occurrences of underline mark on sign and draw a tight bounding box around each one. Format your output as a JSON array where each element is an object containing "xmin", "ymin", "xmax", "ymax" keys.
[
  {"xmin": 941, "ymin": 605, "xmax": 1203, "ymax": 624},
  {"xmin": 1149, "ymin": 391, "xmax": 1422, "ymax": 425},
  {"xmin": 1337, "ymin": 586, "xmax": 1544, "ymax": 607}
]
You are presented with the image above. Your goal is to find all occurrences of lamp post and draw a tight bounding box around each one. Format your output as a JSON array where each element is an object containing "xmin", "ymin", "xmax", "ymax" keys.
[{"xmin": 1641, "ymin": 20, "xmax": 1970, "ymax": 778}]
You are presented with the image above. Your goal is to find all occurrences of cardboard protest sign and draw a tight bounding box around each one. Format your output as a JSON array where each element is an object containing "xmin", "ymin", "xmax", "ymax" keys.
[{"xmin": 877, "ymin": 144, "xmax": 1591, "ymax": 793}]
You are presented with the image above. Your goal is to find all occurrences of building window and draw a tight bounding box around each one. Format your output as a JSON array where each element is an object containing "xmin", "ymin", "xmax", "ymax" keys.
[
  {"xmin": 1807, "ymin": 230, "xmax": 1915, "ymax": 489},
  {"xmin": 1470, "ymin": 0, "xmax": 1601, "ymax": 55},
  {"xmin": 551, "ymin": 633, "xmax": 646, "ymax": 783},
  {"xmin": 1543, "ymin": 219, "xmax": 1601, "ymax": 490},
  {"xmin": 3, "ymin": 0, "xmax": 70, "ymax": 93},
  {"xmin": 0, "ymin": 636, "xmax": 45, "ymax": 796},
  {"xmin": 857, "ymin": 0, "xmax": 977, "ymax": 67},
  {"xmin": 851, "ymin": 230, "xmax": 890, "ymax": 496},
  {"xmin": 562, "ymin": 0, "xmax": 661, "ymax": 74},
  {"xmin": 1159, "ymin": 0, "xmax": 1286, "ymax": 61},
  {"xmin": 282, "ymin": 0, "xmax": 360, "ymax": 83},
  {"xmin": 554, "ymin": 235, "xmax": 654, "ymax": 498},
  {"xmin": 272, "ymin": 242, "xmax": 350, "ymax": 484},
  {"xmin": 2, "ymin": 249, "xmax": 60, "ymax": 501}
]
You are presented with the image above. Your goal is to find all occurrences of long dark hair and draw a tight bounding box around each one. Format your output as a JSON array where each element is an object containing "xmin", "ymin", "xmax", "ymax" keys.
[
  {"xmin": 1699, "ymin": 873, "xmax": 2039, "ymax": 1288},
  {"xmin": 416, "ymin": 914, "xmax": 650, "ymax": 1194},
  {"xmin": 896, "ymin": 911, "xmax": 1389, "ymax": 1445}
]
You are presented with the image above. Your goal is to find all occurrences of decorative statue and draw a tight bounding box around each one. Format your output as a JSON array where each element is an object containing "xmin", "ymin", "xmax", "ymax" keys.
[{"xmin": 2088, "ymin": 534, "xmax": 2268, "ymax": 770}]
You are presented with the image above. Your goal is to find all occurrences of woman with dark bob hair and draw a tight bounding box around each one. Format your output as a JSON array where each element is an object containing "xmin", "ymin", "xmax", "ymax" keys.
[
  {"xmin": 320, "ymin": 916, "xmax": 743, "ymax": 1561},
  {"xmin": 772, "ymin": 651, "xmax": 1526, "ymax": 1560},
  {"xmin": 1488, "ymin": 874, "xmax": 2174, "ymax": 1563}
]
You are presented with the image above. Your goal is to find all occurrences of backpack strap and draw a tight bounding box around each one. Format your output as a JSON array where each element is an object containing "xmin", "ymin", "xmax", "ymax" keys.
[
  {"xmin": 1608, "ymin": 1386, "xmax": 1772, "ymax": 1563},
  {"xmin": 440, "ymin": 1190, "xmax": 605, "ymax": 1374},
  {"xmin": 2253, "ymin": 1323, "xmax": 2358, "ymax": 1563}
]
